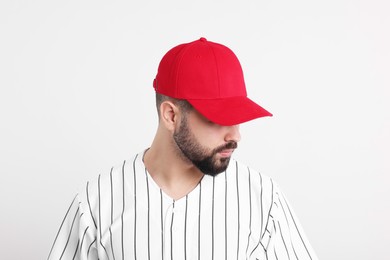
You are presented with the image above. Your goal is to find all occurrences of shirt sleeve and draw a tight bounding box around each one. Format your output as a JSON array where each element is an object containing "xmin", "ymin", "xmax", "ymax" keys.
[
  {"xmin": 48, "ymin": 192, "xmax": 98, "ymax": 260},
  {"xmin": 262, "ymin": 183, "xmax": 319, "ymax": 260}
]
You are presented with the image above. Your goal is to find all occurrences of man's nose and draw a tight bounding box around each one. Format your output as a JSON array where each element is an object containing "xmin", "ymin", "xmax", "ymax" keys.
[{"xmin": 224, "ymin": 124, "xmax": 241, "ymax": 143}]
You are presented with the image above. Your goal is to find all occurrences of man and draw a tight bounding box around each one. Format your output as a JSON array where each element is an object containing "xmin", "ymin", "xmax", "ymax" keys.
[{"xmin": 48, "ymin": 37, "xmax": 318, "ymax": 260}]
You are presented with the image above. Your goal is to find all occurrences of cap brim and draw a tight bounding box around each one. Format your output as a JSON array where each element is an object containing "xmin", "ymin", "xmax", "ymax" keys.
[{"xmin": 187, "ymin": 96, "xmax": 272, "ymax": 126}]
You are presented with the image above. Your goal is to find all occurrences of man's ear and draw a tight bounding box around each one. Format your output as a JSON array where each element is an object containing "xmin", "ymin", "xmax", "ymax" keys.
[{"xmin": 159, "ymin": 101, "xmax": 180, "ymax": 131}]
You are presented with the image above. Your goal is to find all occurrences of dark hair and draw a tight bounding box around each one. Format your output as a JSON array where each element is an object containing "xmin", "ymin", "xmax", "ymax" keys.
[{"xmin": 155, "ymin": 93, "xmax": 193, "ymax": 119}]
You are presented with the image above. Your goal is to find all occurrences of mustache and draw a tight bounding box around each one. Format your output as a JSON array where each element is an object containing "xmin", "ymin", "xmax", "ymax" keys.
[{"xmin": 214, "ymin": 141, "xmax": 238, "ymax": 153}]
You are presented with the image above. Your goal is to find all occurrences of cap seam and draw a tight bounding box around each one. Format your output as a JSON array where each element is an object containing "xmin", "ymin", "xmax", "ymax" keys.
[
  {"xmin": 208, "ymin": 43, "xmax": 221, "ymax": 97},
  {"xmin": 174, "ymin": 40, "xmax": 198, "ymax": 98}
]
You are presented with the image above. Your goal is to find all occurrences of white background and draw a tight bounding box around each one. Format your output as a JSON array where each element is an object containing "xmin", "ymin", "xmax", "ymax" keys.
[{"xmin": 1, "ymin": 0, "xmax": 389, "ymax": 259}]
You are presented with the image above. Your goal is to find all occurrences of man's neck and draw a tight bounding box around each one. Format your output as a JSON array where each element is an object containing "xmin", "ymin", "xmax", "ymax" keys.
[{"xmin": 143, "ymin": 138, "xmax": 204, "ymax": 201}]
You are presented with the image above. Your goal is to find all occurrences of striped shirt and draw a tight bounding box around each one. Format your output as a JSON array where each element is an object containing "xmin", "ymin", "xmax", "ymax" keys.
[{"xmin": 48, "ymin": 151, "xmax": 318, "ymax": 260}]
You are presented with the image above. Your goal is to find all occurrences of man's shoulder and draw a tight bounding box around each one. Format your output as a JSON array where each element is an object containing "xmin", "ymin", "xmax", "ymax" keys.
[
  {"xmin": 227, "ymin": 158, "xmax": 276, "ymax": 193},
  {"xmin": 78, "ymin": 152, "xmax": 143, "ymax": 198},
  {"xmin": 230, "ymin": 158, "xmax": 273, "ymax": 182},
  {"xmin": 221, "ymin": 158, "xmax": 278, "ymax": 213}
]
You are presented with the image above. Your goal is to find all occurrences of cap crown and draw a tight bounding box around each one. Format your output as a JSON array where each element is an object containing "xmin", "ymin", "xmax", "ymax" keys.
[{"xmin": 154, "ymin": 38, "xmax": 247, "ymax": 100}]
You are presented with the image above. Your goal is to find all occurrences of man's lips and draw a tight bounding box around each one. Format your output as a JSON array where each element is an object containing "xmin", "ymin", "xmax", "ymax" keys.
[{"xmin": 218, "ymin": 149, "xmax": 234, "ymax": 157}]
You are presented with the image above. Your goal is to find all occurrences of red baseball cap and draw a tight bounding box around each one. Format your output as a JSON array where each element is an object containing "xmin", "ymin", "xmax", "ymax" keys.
[{"xmin": 153, "ymin": 37, "xmax": 272, "ymax": 126}]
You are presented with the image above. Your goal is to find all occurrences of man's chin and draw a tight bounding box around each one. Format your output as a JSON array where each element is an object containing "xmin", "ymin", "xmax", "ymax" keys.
[{"xmin": 200, "ymin": 158, "xmax": 231, "ymax": 176}]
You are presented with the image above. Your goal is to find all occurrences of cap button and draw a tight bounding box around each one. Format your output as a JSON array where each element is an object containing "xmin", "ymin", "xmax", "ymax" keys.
[{"xmin": 199, "ymin": 37, "xmax": 207, "ymax": 42}]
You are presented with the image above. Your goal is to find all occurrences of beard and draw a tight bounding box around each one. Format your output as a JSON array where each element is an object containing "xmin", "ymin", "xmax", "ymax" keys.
[{"xmin": 173, "ymin": 115, "xmax": 237, "ymax": 176}]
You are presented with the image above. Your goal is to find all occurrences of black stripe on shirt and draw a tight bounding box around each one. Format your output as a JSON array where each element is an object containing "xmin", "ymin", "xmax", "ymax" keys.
[
  {"xmin": 145, "ymin": 168, "xmax": 151, "ymax": 260},
  {"xmin": 262, "ymin": 179, "xmax": 274, "ymax": 239},
  {"xmin": 245, "ymin": 167, "xmax": 252, "ymax": 259},
  {"xmin": 259, "ymin": 173, "xmax": 264, "ymax": 237},
  {"xmin": 277, "ymin": 221, "xmax": 290, "ymax": 260},
  {"xmin": 198, "ymin": 181, "xmax": 202, "ymax": 260},
  {"xmin": 86, "ymin": 182, "xmax": 97, "ymax": 229},
  {"xmin": 280, "ymin": 193, "xmax": 313, "ymax": 260},
  {"xmin": 121, "ymin": 160, "xmax": 127, "ymax": 260},
  {"xmin": 71, "ymin": 239, "xmax": 79, "ymax": 260},
  {"xmin": 224, "ymin": 171, "xmax": 228, "ymax": 260},
  {"xmin": 60, "ymin": 207, "xmax": 80, "ymax": 259},
  {"xmin": 47, "ymin": 196, "xmax": 77, "ymax": 259},
  {"xmin": 160, "ymin": 189, "xmax": 164, "ymax": 260},
  {"xmin": 79, "ymin": 226, "xmax": 89, "ymax": 253},
  {"xmin": 98, "ymin": 174, "xmax": 109, "ymax": 259},
  {"xmin": 236, "ymin": 161, "xmax": 240, "ymax": 260},
  {"xmin": 87, "ymin": 238, "xmax": 96, "ymax": 257},
  {"xmin": 170, "ymin": 201, "xmax": 175, "ymax": 260},
  {"xmin": 212, "ymin": 176, "xmax": 215, "ymax": 260},
  {"xmin": 133, "ymin": 155, "xmax": 138, "ymax": 260},
  {"xmin": 109, "ymin": 167, "xmax": 116, "ymax": 260},
  {"xmin": 276, "ymin": 193, "xmax": 299, "ymax": 259},
  {"xmin": 184, "ymin": 195, "xmax": 188, "ymax": 260}
]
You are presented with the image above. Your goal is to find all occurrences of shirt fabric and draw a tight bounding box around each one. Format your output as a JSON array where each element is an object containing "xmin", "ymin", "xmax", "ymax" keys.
[{"xmin": 48, "ymin": 151, "xmax": 318, "ymax": 260}]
